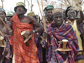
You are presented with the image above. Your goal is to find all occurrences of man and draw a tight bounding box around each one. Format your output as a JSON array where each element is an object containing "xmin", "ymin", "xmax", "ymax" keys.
[
  {"xmin": 0, "ymin": 7, "xmax": 6, "ymax": 63},
  {"xmin": 6, "ymin": 12, "xmax": 14, "ymax": 21},
  {"xmin": 34, "ymin": 15, "xmax": 44, "ymax": 63},
  {"xmin": 66, "ymin": 6, "xmax": 84, "ymax": 63},
  {"xmin": 44, "ymin": 7, "xmax": 47, "ymax": 18},
  {"xmin": 43, "ymin": 8, "xmax": 79, "ymax": 63},
  {"xmin": 79, "ymin": 20, "xmax": 84, "ymax": 52},
  {"xmin": 45, "ymin": 5, "xmax": 54, "ymax": 24},
  {"xmin": 0, "ymin": 8, "xmax": 12, "ymax": 63},
  {"xmin": 41, "ymin": 5, "xmax": 54, "ymax": 63},
  {"xmin": 6, "ymin": 12, "xmax": 14, "ymax": 27},
  {"xmin": 10, "ymin": 2, "xmax": 43, "ymax": 63},
  {"xmin": 28, "ymin": 12, "xmax": 43, "ymax": 63}
]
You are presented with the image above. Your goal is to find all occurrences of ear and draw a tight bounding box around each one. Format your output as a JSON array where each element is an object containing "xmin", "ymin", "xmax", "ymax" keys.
[
  {"xmin": 67, "ymin": 17, "xmax": 69, "ymax": 19},
  {"xmin": 24, "ymin": 9, "xmax": 27, "ymax": 14}
]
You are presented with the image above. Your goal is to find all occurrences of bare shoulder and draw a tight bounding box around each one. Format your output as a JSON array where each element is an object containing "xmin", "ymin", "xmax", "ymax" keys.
[{"xmin": 26, "ymin": 16, "xmax": 36, "ymax": 22}]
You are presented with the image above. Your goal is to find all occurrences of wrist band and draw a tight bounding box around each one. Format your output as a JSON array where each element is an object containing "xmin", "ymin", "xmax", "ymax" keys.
[{"xmin": 33, "ymin": 30, "xmax": 35, "ymax": 33}]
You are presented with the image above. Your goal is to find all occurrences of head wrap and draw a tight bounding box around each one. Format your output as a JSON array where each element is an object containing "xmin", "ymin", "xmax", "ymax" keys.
[
  {"xmin": 52, "ymin": 8, "xmax": 64, "ymax": 14},
  {"xmin": 46, "ymin": 5, "xmax": 54, "ymax": 11},
  {"xmin": 6, "ymin": 12, "xmax": 14, "ymax": 17},
  {"xmin": 65, "ymin": 6, "xmax": 78, "ymax": 17},
  {"xmin": 0, "ymin": 7, "xmax": 6, "ymax": 15},
  {"xmin": 27, "ymin": 11, "xmax": 35, "ymax": 16},
  {"xmin": 14, "ymin": 2, "xmax": 27, "ymax": 12}
]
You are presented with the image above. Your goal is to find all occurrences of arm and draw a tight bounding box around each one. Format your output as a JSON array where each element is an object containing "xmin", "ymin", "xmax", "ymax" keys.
[
  {"xmin": 8, "ymin": 20, "xmax": 13, "ymax": 35},
  {"xmin": 28, "ymin": 16, "xmax": 44, "ymax": 34}
]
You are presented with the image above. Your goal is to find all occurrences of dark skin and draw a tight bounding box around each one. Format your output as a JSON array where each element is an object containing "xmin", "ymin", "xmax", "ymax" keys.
[
  {"xmin": 46, "ymin": 10, "xmax": 53, "ymax": 23},
  {"xmin": 43, "ymin": 12, "xmax": 64, "ymax": 38},
  {"xmin": 67, "ymin": 9, "xmax": 84, "ymax": 54},
  {"xmin": 67, "ymin": 10, "xmax": 77, "ymax": 22},
  {"xmin": 0, "ymin": 11, "xmax": 5, "ymax": 21},
  {"xmin": 44, "ymin": 10, "xmax": 47, "ymax": 18},
  {"xmin": 67, "ymin": 10, "xmax": 84, "ymax": 36},
  {"xmin": 0, "ymin": 11, "xmax": 12, "ymax": 63},
  {"xmin": 63, "ymin": 10, "xmax": 67, "ymax": 21},
  {"xmin": 44, "ymin": 12, "xmax": 69, "ymax": 62},
  {"xmin": 0, "ymin": 11, "xmax": 7, "ymax": 34},
  {"xmin": 34, "ymin": 15, "xmax": 40, "ymax": 23},
  {"xmin": 6, "ymin": 16, "xmax": 12, "ymax": 21},
  {"xmin": 77, "ymin": 11, "xmax": 83, "ymax": 24},
  {"xmin": 11, "ymin": 6, "xmax": 43, "ymax": 36},
  {"xmin": 0, "ymin": 11, "xmax": 7, "ymax": 62},
  {"xmin": 53, "ymin": 12, "xmax": 63, "ymax": 27},
  {"xmin": 43, "ymin": 10, "xmax": 53, "ymax": 38}
]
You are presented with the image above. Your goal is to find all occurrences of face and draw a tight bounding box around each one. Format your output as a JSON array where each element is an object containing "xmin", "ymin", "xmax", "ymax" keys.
[
  {"xmin": 16, "ymin": 6, "xmax": 26, "ymax": 15},
  {"xmin": 63, "ymin": 10, "xmax": 66, "ymax": 19},
  {"xmin": 44, "ymin": 10, "xmax": 47, "ymax": 17},
  {"xmin": 0, "ymin": 11, "xmax": 5, "ymax": 23},
  {"xmin": 46, "ymin": 10, "xmax": 53, "ymax": 18},
  {"xmin": 53, "ymin": 12, "xmax": 63, "ymax": 27},
  {"xmin": 67, "ymin": 10, "xmax": 76, "ymax": 20},
  {"xmin": 35, "ymin": 15, "xmax": 40, "ymax": 22},
  {"xmin": 6, "ymin": 16, "xmax": 12, "ymax": 21}
]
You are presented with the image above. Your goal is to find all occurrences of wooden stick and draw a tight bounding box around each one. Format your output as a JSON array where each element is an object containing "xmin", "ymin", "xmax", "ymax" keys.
[
  {"xmin": 37, "ymin": 0, "xmax": 42, "ymax": 17},
  {"xmin": 66, "ymin": 0, "xmax": 71, "ymax": 5},
  {"xmin": 24, "ymin": 35, "xmax": 32, "ymax": 43},
  {"xmin": 31, "ymin": 0, "xmax": 32, "ymax": 11},
  {"xmin": 27, "ymin": 0, "xmax": 29, "ymax": 11},
  {"xmin": 1, "ymin": 0, "xmax": 4, "ymax": 9},
  {"xmin": 0, "ymin": 17, "xmax": 12, "ymax": 32},
  {"xmin": 41, "ymin": 0, "xmax": 47, "ymax": 32},
  {"xmin": 63, "ymin": 0, "xmax": 68, "ymax": 8},
  {"xmin": 24, "ymin": 0, "xmax": 25, "ymax": 5},
  {"xmin": 0, "ymin": 31, "xmax": 4, "ymax": 37},
  {"xmin": 21, "ymin": 31, "xmax": 32, "ymax": 43},
  {"xmin": 41, "ymin": 0, "xmax": 48, "ymax": 43}
]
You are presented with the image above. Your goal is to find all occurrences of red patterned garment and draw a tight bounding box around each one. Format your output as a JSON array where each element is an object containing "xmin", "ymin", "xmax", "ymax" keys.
[{"xmin": 10, "ymin": 13, "xmax": 39, "ymax": 63}]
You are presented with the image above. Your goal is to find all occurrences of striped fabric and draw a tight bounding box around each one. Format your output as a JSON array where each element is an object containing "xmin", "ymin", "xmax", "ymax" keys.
[
  {"xmin": 10, "ymin": 13, "xmax": 39, "ymax": 63},
  {"xmin": 46, "ymin": 23, "xmax": 79, "ymax": 63}
]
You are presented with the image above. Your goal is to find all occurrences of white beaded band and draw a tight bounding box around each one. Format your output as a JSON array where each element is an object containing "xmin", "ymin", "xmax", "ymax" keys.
[{"xmin": 33, "ymin": 30, "xmax": 35, "ymax": 33}]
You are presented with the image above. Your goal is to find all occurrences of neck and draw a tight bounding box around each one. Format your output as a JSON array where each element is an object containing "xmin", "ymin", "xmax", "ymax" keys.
[
  {"xmin": 18, "ymin": 14, "xmax": 24, "ymax": 20},
  {"xmin": 55, "ymin": 23, "xmax": 63, "ymax": 28},
  {"xmin": 47, "ymin": 17, "xmax": 53, "ymax": 22},
  {"xmin": 69, "ymin": 19, "xmax": 75, "ymax": 22},
  {"xmin": 0, "ymin": 23, "xmax": 4, "ymax": 27}
]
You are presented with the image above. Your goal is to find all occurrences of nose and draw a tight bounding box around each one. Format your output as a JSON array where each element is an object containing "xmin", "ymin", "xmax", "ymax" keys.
[
  {"xmin": 57, "ymin": 17, "xmax": 60, "ymax": 20},
  {"xmin": 49, "ymin": 12, "xmax": 52, "ymax": 15},
  {"xmin": 18, "ymin": 8, "xmax": 21, "ymax": 11},
  {"xmin": 17, "ymin": 7, "xmax": 21, "ymax": 11}
]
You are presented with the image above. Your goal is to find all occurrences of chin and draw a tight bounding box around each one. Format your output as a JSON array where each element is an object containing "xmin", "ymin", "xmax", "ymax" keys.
[
  {"xmin": 56, "ymin": 24, "xmax": 61, "ymax": 27},
  {"xmin": 17, "ymin": 13, "xmax": 23, "ymax": 15},
  {"xmin": 70, "ymin": 17, "xmax": 75, "ymax": 19}
]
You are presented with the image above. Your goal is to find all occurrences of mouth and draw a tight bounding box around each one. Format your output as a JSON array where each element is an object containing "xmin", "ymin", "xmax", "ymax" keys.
[
  {"xmin": 70, "ymin": 16, "xmax": 74, "ymax": 19},
  {"xmin": 57, "ymin": 21, "xmax": 61, "ymax": 23}
]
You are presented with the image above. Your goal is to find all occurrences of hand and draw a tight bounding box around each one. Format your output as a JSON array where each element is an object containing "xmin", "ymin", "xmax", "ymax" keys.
[
  {"xmin": 43, "ymin": 32, "xmax": 48, "ymax": 38},
  {"xmin": 26, "ymin": 30, "xmax": 33, "ymax": 36},
  {"xmin": 63, "ymin": 58, "xmax": 68, "ymax": 63},
  {"xmin": 9, "ymin": 30, "xmax": 13, "ymax": 35},
  {"xmin": 36, "ymin": 33, "xmax": 40, "ymax": 38}
]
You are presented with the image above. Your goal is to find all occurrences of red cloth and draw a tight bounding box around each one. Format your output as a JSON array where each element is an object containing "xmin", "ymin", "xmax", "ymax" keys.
[{"xmin": 10, "ymin": 13, "xmax": 39, "ymax": 63}]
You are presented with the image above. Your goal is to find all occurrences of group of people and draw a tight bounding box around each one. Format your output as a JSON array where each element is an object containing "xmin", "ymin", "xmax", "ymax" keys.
[{"xmin": 0, "ymin": 1, "xmax": 84, "ymax": 63}]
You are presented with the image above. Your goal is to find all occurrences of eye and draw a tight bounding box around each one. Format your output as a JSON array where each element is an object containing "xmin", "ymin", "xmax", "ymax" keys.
[{"xmin": 55, "ymin": 17, "xmax": 58, "ymax": 18}]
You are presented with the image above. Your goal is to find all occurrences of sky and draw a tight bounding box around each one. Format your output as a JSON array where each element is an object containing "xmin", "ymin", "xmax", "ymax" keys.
[
  {"xmin": 0, "ymin": 0, "xmax": 60, "ymax": 15},
  {"xmin": 0, "ymin": 0, "xmax": 84, "ymax": 16}
]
